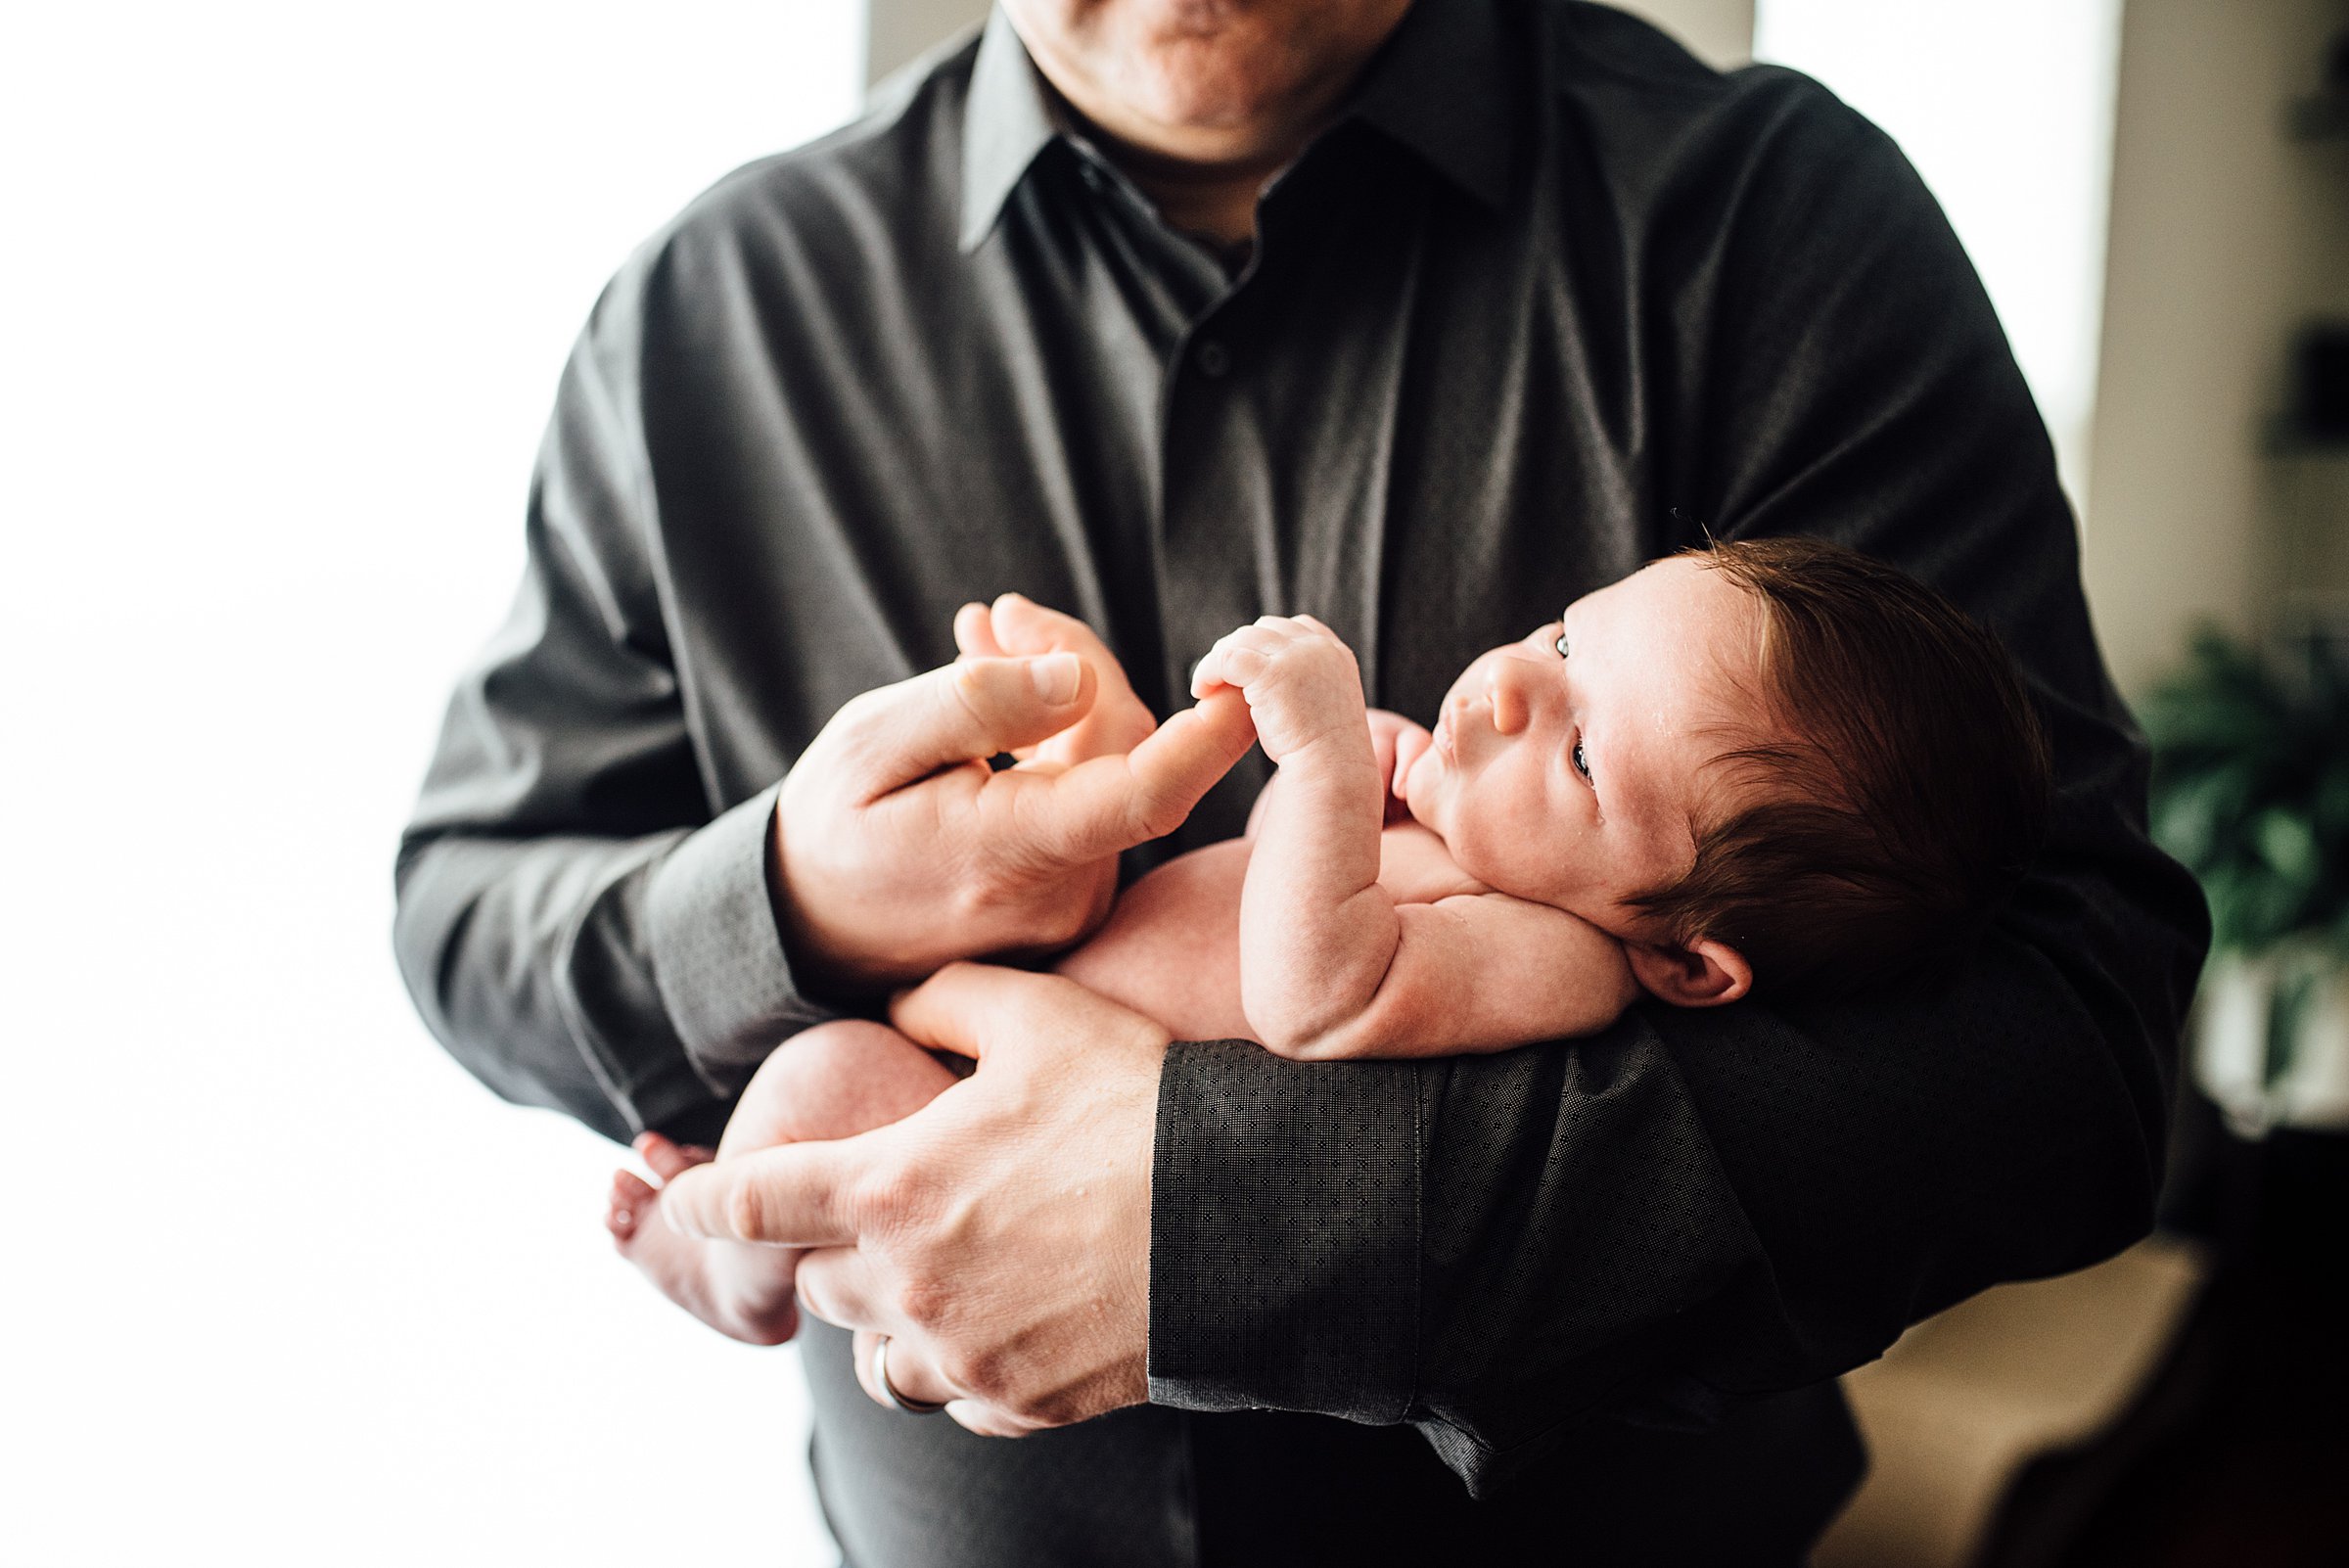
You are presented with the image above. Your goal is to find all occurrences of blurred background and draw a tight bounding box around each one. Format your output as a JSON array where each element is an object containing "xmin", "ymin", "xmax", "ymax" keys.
[{"xmin": 2, "ymin": 1, "xmax": 2342, "ymax": 1563}]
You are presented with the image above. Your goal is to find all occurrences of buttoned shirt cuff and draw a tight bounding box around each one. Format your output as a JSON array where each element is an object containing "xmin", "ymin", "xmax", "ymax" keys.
[
  {"xmin": 644, "ymin": 784, "xmax": 836, "ymax": 1093},
  {"xmin": 1146, "ymin": 1040, "xmax": 1421, "ymax": 1424}
]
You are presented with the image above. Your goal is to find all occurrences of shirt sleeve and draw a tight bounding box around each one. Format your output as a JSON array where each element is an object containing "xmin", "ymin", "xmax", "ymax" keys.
[
  {"xmin": 1146, "ymin": 70, "xmax": 2209, "ymax": 1496},
  {"xmin": 392, "ymin": 254, "xmax": 835, "ymax": 1146}
]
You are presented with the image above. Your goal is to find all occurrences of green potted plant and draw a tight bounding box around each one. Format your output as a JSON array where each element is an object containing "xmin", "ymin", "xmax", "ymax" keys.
[{"xmin": 2142, "ymin": 628, "xmax": 2349, "ymax": 1135}]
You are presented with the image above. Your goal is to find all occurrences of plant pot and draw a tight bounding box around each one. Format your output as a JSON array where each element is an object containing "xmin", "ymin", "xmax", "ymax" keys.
[{"xmin": 2192, "ymin": 948, "xmax": 2349, "ymax": 1136}]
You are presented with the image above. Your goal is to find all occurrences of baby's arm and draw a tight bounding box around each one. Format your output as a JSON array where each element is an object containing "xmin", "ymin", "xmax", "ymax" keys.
[
  {"xmin": 1192, "ymin": 617, "xmax": 1398, "ymax": 1052},
  {"xmin": 1243, "ymin": 706, "xmax": 1431, "ymax": 839},
  {"xmin": 1195, "ymin": 617, "xmax": 1639, "ymax": 1059},
  {"xmin": 1296, "ymin": 891, "xmax": 1641, "ymax": 1058}
]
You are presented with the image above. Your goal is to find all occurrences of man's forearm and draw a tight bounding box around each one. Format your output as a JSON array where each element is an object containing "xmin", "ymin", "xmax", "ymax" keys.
[{"xmin": 394, "ymin": 788, "xmax": 833, "ymax": 1143}]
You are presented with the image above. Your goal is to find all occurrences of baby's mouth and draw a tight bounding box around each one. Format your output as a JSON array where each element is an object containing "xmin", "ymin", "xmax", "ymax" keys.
[{"xmin": 1436, "ymin": 691, "xmax": 1487, "ymax": 759}]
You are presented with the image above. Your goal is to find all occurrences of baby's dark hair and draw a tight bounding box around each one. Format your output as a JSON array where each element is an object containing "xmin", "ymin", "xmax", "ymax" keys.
[{"xmin": 1627, "ymin": 536, "xmax": 2051, "ymax": 999}]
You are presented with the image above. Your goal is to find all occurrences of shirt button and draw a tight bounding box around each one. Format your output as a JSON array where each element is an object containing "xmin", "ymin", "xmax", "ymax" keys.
[
  {"xmin": 1079, "ymin": 161, "xmax": 1107, "ymax": 192},
  {"xmin": 1196, "ymin": 340, "xmax": 1231, "ymax": 378}
]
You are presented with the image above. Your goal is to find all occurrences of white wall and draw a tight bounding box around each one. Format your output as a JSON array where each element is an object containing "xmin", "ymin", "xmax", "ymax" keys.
[{"xmin": 2, "ymin": 5, "xmax": 860, "ymax": 1563}]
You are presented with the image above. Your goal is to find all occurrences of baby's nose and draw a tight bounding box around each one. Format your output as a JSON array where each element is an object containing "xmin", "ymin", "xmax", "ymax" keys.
[{"xmin": 1485, "ymin": 658, "xmax": 1534, "ymax": 736}]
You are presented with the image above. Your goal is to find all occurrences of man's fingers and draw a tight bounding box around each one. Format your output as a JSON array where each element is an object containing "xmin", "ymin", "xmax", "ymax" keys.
[
  {"xmin": 864, "ymin": 1333, "xmax": 956, "ymax": 1411},
  {"xmin": 988, "ymin": 596, "xmax": 1156, "ymax": 757},
  {"xmin": 944, "ymin": 1402, "xmax": 1036, "ymax": 1438},
  {"xmin": 1017, "ymin": 687, "xmax": 1258, "ymax": 863},
  {"xmin": 953, "ymin": 601, "xmax": 1006, "ymax": 661},
  {"xmin": 851, "ymin": 1327, "xmax": 1031, "ymax": 1435},
  {"xmin": 1128, "ymin": 687, "xmax": 1259, "ymax": 810},
  {"xmin": 655, "ymin": 1140, "xmax": 864, "ymax": 1246},
  {"xmin": 989, "ymin": 593, "xmax": 1120, "ymax": 673},
  {"xmin": 797, "ymin": 1248, "xmax": 889, "ymax": 1336},
  {"xmin": 836, "ymin": 656, "xmax": 1098, "ymax": 800}
]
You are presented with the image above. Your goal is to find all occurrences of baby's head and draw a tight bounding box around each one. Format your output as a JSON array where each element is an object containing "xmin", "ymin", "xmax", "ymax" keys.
[{"xmin": 1399, "ymin": 537, "xmax": 2050, "ymax": 1005}]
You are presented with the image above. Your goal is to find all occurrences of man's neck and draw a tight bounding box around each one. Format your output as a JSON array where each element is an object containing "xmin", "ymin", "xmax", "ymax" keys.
[
  {"xmin": 1088, "ymin": 132, "xmax": 1289, "ymax": 250},
  {"xmin": 1010, "ymin": 1, "xmax": 1415, "ymax": 249}
]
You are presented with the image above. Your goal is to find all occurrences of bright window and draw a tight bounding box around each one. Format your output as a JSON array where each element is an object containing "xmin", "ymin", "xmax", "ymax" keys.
[{"xmin": 1754, "ymin": 0, "xmax": 2126, "ymax": 512}]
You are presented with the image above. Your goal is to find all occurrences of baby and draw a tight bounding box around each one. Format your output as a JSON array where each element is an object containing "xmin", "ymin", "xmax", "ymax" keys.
[{"xmin": 607, "ymin": 536, "xmax": 2050, "ymax": 1343}]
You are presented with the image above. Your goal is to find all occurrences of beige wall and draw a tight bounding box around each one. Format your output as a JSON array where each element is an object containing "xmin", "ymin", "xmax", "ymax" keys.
[
  {"xmin": 867, "ymin": 0, "xmax": 988, "ymax": 84},
  {"xmin": 1611, "ymin": 0, "xmax": 1754, "ymax": 69},
  {"xmin": 2085, "ymin": 0, "xmax": 2349, "ymax": 696}
]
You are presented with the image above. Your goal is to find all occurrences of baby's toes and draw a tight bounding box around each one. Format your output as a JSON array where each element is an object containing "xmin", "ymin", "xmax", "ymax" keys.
[
  {"xmin": 633, "ymin": 1130, "xmax": 714, "ymax": 1182},
  {"xmin": 608, "ymin": 1169, "xmax": 659, "ymax": 1242}
]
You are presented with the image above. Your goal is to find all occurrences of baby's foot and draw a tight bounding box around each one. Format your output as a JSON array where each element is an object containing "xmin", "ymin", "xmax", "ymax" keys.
[{"xmin": 606, "ymin": 1132, "xmax": 802, "ymax": 1347}]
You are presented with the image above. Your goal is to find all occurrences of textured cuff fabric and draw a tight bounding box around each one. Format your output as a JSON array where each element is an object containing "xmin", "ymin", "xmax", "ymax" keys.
[
  {"xmin": 1148, "ymin": 1040, "xmax": 1422, "ymax": 1424},
  {"xmin": 644, "ymin": 785, "xmax": 835, "ymax": 1091}
]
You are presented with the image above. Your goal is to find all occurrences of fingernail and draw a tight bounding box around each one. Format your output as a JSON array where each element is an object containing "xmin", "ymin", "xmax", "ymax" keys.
[{"xmin": 1031, "ymin": 653, "xmax": 1081, "ymax": 705}]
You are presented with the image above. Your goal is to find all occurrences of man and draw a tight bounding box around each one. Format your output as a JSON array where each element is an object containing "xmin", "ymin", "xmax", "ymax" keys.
[{"xmin": 395, "ymin": 1, "xmax": 2207, "ymax": 1562}]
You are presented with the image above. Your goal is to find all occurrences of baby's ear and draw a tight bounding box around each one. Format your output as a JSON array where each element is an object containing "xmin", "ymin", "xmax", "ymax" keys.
[{"xmin": 1626, "ymin": 939, "xmax": 1752, "ymax": 1008}]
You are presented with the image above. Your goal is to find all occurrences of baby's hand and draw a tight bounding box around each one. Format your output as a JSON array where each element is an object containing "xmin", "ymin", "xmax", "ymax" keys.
[
  {"xmin": 1192, "ymin": 615, "xmax": 1369, "ymax": 765},
  {"xmin": 1367, "ymin": 709, "xmax": 1435, "ymax": 823}
]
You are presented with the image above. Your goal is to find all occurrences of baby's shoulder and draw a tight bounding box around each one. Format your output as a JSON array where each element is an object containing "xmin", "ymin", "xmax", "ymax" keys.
[{"xmin": 1377, "ymin": 822, "xmax": 1493, "ymax": 904}]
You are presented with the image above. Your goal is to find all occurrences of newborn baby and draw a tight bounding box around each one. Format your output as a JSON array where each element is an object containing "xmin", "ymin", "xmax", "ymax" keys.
[{"xmin": 608, "ymin": 537, "xmax": 2050, "ymax": 1343}]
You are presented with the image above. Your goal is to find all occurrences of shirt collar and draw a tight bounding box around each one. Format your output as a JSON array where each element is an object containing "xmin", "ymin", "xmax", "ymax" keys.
[
  {"xmin": 1343, "ymin": 0, "xmax": 1518, "ymax": 212},
  {"xmin": 959, "ymin": 9, "xmax": 1063, "ymax": 252},
  {"xmin": 958, "ymin": 0, "xmax": 1517, "ymax": 253}
]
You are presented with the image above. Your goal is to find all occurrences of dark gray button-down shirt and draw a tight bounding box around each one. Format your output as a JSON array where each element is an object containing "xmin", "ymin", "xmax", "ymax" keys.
[{"xmin": 396, "ymin": 2, "xmax": 2206, "ymax": 1560}]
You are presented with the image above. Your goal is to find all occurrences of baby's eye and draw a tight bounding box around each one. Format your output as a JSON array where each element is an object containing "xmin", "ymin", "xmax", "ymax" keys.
[
  {"xmin": 1553, "ymin": 632, "xmax": 1571, "ymax": 659},
  {"xmin": 1571, "ymin": 738, "xmax": 1593, "ymax": 783}
]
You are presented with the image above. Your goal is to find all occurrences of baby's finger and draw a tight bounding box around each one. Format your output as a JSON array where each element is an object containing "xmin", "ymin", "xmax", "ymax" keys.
[
  {"xmin": 1225, "ymin": 623, "xmax": 1286, "ymax": 654},
  {"xmin": 1189, "ymin": 647, "xmax": 1226, "ymax": 700},
  {"xmin": 1194, "ymin": 623, "xmax": 1286, "ymax": 697},
  {"xmin": 1219, "ymin": 646, "xmax": 1269, "ymax": 687}
]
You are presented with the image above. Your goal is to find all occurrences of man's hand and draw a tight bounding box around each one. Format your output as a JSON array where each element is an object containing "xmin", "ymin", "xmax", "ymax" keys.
[
  {"xmin": 657, "ymin": 963, "xmax": 1165, "ymax": 1435},
  {"xmin": 774, "ymin": 599, "xmax": 1256, "ymax": 991},
  {"xmin": 953, "ymin": 593, "xmax": 1159, "ymax": 771}
]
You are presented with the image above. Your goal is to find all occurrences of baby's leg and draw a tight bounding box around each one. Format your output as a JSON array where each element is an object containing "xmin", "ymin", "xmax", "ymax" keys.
[{"xmin": 605, "ymin": 1019, "xmax": 958, "ymax": 1345}]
